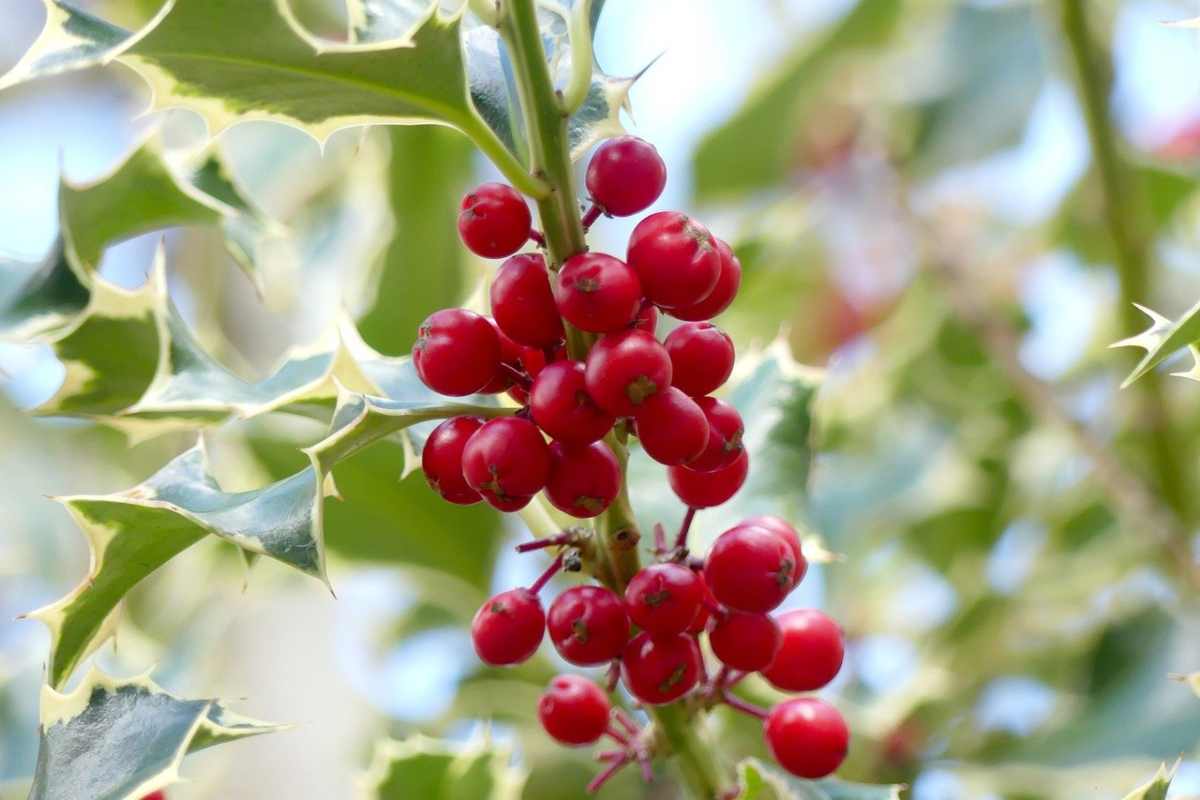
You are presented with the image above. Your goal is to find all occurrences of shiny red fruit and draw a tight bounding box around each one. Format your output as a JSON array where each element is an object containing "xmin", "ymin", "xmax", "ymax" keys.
[
  {"xmin": 586, "ymin": 136, "xmax": 667, "ymax": 217},
  {"xmin": 585, "ymin": 329, "xmax": 672, "ymax": 417},
  {"xmin": 627, "ymin": 212, "xmax": 721, "ymax": 310},
  {"xmin": 742, "ymin": 515, "xmax": 806, "ymax": 589},
  {"xmin": 479, "ymin": 320, "xmax": 525, "ymax": 394},
  {"xmin": 672, "ymin": 238, "xmax": 742, "ymax": 321},
  {"xmin": 458, "ymin": 182, "xmax": 531, "ymax": 258},
  {"xmin": 765, "ymin": 698, "xmax": 849, "ymax": 779},
  {"xmin": 762, "ymin": 609, "xmax": 844, "ymax": 692},
  {"xmin": 538, "ymin": 674, "xmax": 612, "ymax": 746},
  {"xmin": 472, "ymin": 588, "xmax": 545, "ymax": 665},
  {"xmin": 545, "ymin": 440, "xmax": 621, "ymax": 518},
  {"xmin": 547, "ymin": 585, "xmax": 630, "ymax": 666},
  {"xmin": 620, "ymin": 631, "xmax": 701, "ymax": 705},
  {"xmin": 687, "ymin": 575, "xmax": 717, "ymax": 634},
  {"xmin": 633, "ymin": 386, "xmax": 709, "ymax": 466},
  {"xmin": 709, "ymin": 610, "xmax": 781, "ymax": 672},
  {"xmin": 555, "ymin": 252, "xmax": 642, "ymax": 333},
  {"xmin": 632, "ymin": 299, "xmax": 658, "ymax": 333},
  {"xmin": 704, "ymin": 523, "xmax": 797, "ymax": 612},
  {"xmin": 462, "ymin": 417, "xmax": 551, "ymax": 510},
  {"xmin": 491, "ymin": 253, "xmax": 564, "ymax": 348},
  {"xmin": 529, "ymin": 360, "xmax": 615, "ymax": 445},
  {"xmin": 665, "ymin": 322, "xmax": 735, "ymax": 397},
  {"xmin": 413, "ymin": 308, "xmax": 501, "ymax": 396},
  {"xmin": 667, "ymin": 449, "xmax": 749, "ymax": 508},
  {"xmin": 689, "ymin": 397, "xmax": 745, "ymax": 471},
  {"xmin": 421, "ymin": 416, "xmax": 484, "ymax": 504},
  {"xmin": 624, "ymin": 562, "xmax": 704, "ymax": 635}
]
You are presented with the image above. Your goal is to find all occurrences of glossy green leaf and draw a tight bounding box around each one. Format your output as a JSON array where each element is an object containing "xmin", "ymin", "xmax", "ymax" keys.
[
  {"xmin": 360, "ymin": 735, "xmax": 525, "ymax": 800},
  {"xmin": 0, "ymin": 1, "xmax": 129, "ymax": 91},
  {"xmin": 1122, "ymin": 762, "xmax": 1177, "ymax": 800},
  {"xmin": 1113, "ymin": 300, "xmax": 1200, "ymax": 387},
  {"xmin": 735, "ymin": 759, "xmax": 903, "ymax": 800},
  {"xmin": 0, "ymin": 241, "xmax": 89, "ymax": 340}
]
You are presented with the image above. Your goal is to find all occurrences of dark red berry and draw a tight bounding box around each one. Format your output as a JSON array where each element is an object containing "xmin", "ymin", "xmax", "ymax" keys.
[
  {"xmin": 633, "ymin": 386, "xmax": 709, "ymax": 466},
  {"xmin": 472, "ymin": 587, "xmax": 545, "ymax": 665},
  {"xmin": 672, "ymin": 238, "xmax": 742, "ymax": 321},
  {"xmin": 422, "ymin": 416, "xmax": 483, "ymax": 504},
  {"xmin": 555, "ymin": 253, "xmax": 642, "ymax": 333},
  {"xmin": 586, "ymin": 136, "xmax": 667, "ymax": 217},
  {"xmin": 764, "ymin": 698, "xmax": 849, "ymax": 779},
  {"xmin": 479, "ymin": 320, "xmax": 525, "ymax": 394},
  {"xmin": 689, "ymin": 397, "xmax": 745, "ymax": 471},
  {"xmin": 624, "ymin": 562, "xmax": 704, "ymax": 635},
  {"xmin": 704, "ymin": 523, "xmax": 796, "ymax": 612},
  {"xmin": 709, "ymin": 610, "xmax": 781, "ymax": 672},
  {"xmin": 547, "ymin": 585, "xmax": 630, "ymax": 666},
  {"xmin": 687, "ymin": 575, "xmax": 717, "ymax": 634},
  {"xmin": 491, "ymin": 253, "xmax": 564, "ymax": 347},
  {"xmin": 141, "ymin": 794, "xmax": 166, "ymax": 800},
  {"xmin": 743, "ymin": 515, "xmax": 807, "ymax": 590},
  {"xmin": 620, "ymin": 631, "xmax": 701, "ymax": 705},
  {"xmin": 458, "ymin": 182, "xmax": 531, "ymax": 258},
  {"xmin": 667, "ymin": 449, "xmax": 749, "ymax": 508},
  {"xmin": 538, "ymin": 674, "xmax": 612, "ymax": 746},
  {"xmin": 762, "ymin": 609, "xmax": 844, "ymax": 692},
  {"xmin": 413, "ymin": 308, "xmax": 501, "ymax": 396},
  {"xmin": 462, "ymin": 417, "xmax": 551, "ymax": 511},
  {"xmin": 665, "ymin": 322, "xmax": 735, "ymax": 397},
  {"xmin": 632, "ymin": 299, "xmax": 658, "ymax": 333},
  {"xmin": 627, "ymin": 211, "xmax": 721, "ymax": 310},
  {"xmin": 530, "ymin": 360, "xmax": 615, "ymax": 445},
  {"xmin": 585, "ymin": 329, "xmax": 672, "ymax": 417},
  {"xmin": 545, "ymin": 440, "xmax": 621, "ymax": 518}
]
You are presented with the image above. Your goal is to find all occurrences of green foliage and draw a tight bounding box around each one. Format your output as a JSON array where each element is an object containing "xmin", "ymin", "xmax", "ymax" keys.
[
  {"xmin": 1113, "ymin": 300, "xmax": 1200, "ymax": 387},
  {"xmin": 1121, "ymin": 762, "xmax": 1176, "ymax": 800},
  {"xmin": 360, "ymin": 735, "xmax": 525, "ymax": 800},
  {"xmin": 735, "ymin": 759, "xmax": 902, "ymax": 800}
]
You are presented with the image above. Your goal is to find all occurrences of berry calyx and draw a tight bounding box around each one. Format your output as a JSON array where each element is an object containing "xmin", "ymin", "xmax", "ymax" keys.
[
  {"xmin": 633, "ymin": 386, "xmax": 709, "ymax": 466},
  {"xmin": 545, "ymin": 440, "xmax": 621, "ymax": 518},
  {"xmin": 704, "ymin": 523, "xmax": 796, "ymax": 612},
  {"xmin": 627, "ymin": 211, "xmax": 721, "ymax": 310},
  {"xmin": 462, "ymin": 417, "xmax": 551, "ymax": 511},
  {"xmin": 764, "ymin": 698, "xmax": 849, "ymax": 779},
  {"xmin": 458, "ymin": 182, "xmax": 531, "ymax": 258},
  {"xmin": 689, "ymin": 397, "xmax": 745, "ymax": 472},
  {"xmin": 667, "ymin": 449, "xmax": 749, "ymax": 508},
  {"xmin": 529, "ymin": 360, "xmax": 615, "ymax": 445},
  {"xmin": 491, "ymin": 253, "xmax": 564, "ymax": 347},
  {"xmin": 585, "ymin": 329, "xmax": 673, "ymax": 417},
  {"xmin": 742, "ymin": 515, "xmax": 807, "ymax": 590},
  {"xmin": 479, "ymin": 320, "xmax": 526, "ymax": 394},
  {"xmin": 672, "ymin": 238, "xmax": 742, "ymax": 321},
  {"xmin": 585, "ymin": 136, "xmax": 667, "ymax": 217},
  {"xmin": 762, "ymin": 609, "xmax": 844, "ymax": 692},
  {"xmin": 547, "ymin": 585, "xmax": 630, "ymax": 666},
  {"xmin": 472, "ymin": 588, "xmax": 545, "ymax": 666},
  {"xmin": 665, "ymin": 322, "xmax": 735, "ymax": 397},
  {"xmin": 413, "ymin": 308, "xmax": 501, "ymax": 396},
  {"xmin": 538, "ymin": 674, "xmax": 612, "ymax": 746},
  {"xmin": 555, "ymin": 253, "xmax": 643, "ymax": 333},
  {"xmin": 709, "ymin": 610, "xmax": 781, "ymax": 672},
  {"xmin": 624, "ymin": 562, "xmax": 704, "ymax": 635},
  {"xmin": 620, "ymin": 631, "xmax": 701, "ymax": 705},
  {"xmin": 421, "ymin": 416, "xmax": 484, "ymax": 504}
]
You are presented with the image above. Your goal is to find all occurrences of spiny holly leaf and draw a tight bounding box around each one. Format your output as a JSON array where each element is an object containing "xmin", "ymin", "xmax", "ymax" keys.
[
  {"xmin": 1113, "ymin": 300, "xmax": 1200, "ymax": 387},
  {"xmin": 29, "ymin": 668, "xmax": 280, "ymax": 800},
  {"xmin": 735, "ymin": 759, "xmax": 903, "ymax": 800},
  {"xmin": 359, "ymin": 735, "xmax": 525, "ymax": 800},
  {"xmin": 0, "ymin": 240, "xmax": 89, "ymax": 340},
  {"xmin": 1122, "ymin": 762, "xmax": 1178, "ymax": 800},
  {"xmin": 0, "ymin": 1, "xmax": 129, "ymax": 90}
]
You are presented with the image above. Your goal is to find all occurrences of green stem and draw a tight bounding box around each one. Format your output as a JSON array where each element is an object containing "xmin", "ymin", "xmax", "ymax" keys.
[{"xmin": 459, "ymin": 115, "xmax": 550, "ymax": 199}]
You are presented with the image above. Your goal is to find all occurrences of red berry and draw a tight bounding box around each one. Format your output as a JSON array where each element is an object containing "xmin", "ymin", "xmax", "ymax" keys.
[
  {"xmin": 538, "ymin": 674, "xmax": 612, "ymax": 746},
  {"xmin": 704, "ymin": 523, "xmax": 796, "ymax": 612},
  {"xmin": 555, "ymin": 253, "xmax": 642, "ymax": 333},
  {"xmin": 545, "ymin": 440, "xmax": 621, "ymax": 518},
  {"xmin": 764, "ymin": 698, "xmax": 849, "ymax": 779},
  {"xmin": 709, "ymin": 610, "xmax": 781, "ymax": 672},
  {"xmin": 689, "ymin": 397, "xmax": 745, "ymax": 471},
  {"xmin": 627, "ymin": 212, "xmax": 721, "ymax": 310},
  {"xmin": 479, "ymin": 320, "xmax": 525, "ymax": 394},
  {"xmin": 141, "ymin": 794, "xmax": 166, "ymax": 800},
  {"xmin": 743, "ymin": 515, "xmax": 807, "ymax": 590},
  {"xmin": 530, "ymin": 360, "xmax": 615, "ymax": 445},
  {"xmin": 458, "ymin": 182, "xmax": 531, "ymax": 258},
  {"xmin": 585, "ymin": 329, "xmax": 672, "ymax": 417},
  {"xmin": 665, "ymin": 322, "xmax": 735, "ymax": 397},
  {"xmin": 472, "ymin": 588, "xmax": 545, "ymax": 665},
  {"xmin": 620, "ymin": 631, "xmax": 701, "ymax": 705},
  {"xmin": 667, "ymin": 449, "xmax": 749, "ymax": 508},
  {"xmin": 413, "ymin": 309, "xmax": 501, "ymax": 396},
  {"xmin": 491, "ymin": 253, "xmax": 564, "ymax": 348},
  {"xmin": 422, "ymin": 416, "xmax": 484, "ymax": 504},
  {"xmin": 547, "ymin": 585, "xmax": 630, "ymax": 666},
  {"xmin": 633, "ymin": 299, "xmax": 658, "ymax": 333},
  {"xmin": 672, "ymin": 238, "xmax": 742, "ymax": 321},
  {"xmin": 687, "ymin": 575, "xmax": 717, "ymax": 634},
  {"xmin": 762, "ymin": 609, "xmax": 844, "ymax": 692},
  {"xmin": 462, "ymin": 417, "xmax": 551, "ymax": 511},
  {"xmin": 624, "ymin": 562, "xmax": 704, "ymax": 635},
  {"xmin": 633, "ymin": 386, "xmax": 709, "ymax": 466},
  {"xmin": 586, "ymin": 136, "xmax": 667, "ymax": 217}
]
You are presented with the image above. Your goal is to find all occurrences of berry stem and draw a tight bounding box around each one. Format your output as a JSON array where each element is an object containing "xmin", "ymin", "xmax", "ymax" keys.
[
  {"xmin": 587, "ymin": 755, "xmax": 630, "ymax": 794},
  {"xmin": 581, "ymin": 202, "xmax": 603, "ymax": 229},
  {"xmin": 529, "ymin": 228, "xmax": 546, "ymax": 247},
  {"xmin": 529, "ymin": 553, "xmax": 565, "ymax": 595},
  {"xmin": 514, "ymin": 530, "xmax": 577, "ymax": 553},
  {"xmin": 614, "ymin": 708, "xmax": 641, "ymax": 738},
  {"xmin": 721, "ymin": 689, "xmax": 768, "ymax": 720},
  {"xmin": 675, "ymin": 506, "xmax": 697, "ymax": 552},
  {"xmin": 653, "ymin": 522, "xmax": 667, "ymax": 555}
]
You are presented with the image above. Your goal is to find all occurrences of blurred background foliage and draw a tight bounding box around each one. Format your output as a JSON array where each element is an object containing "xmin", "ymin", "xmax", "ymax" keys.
[{"xmin": 2, "ymin": 0, "xmax": 1200, "ymax": 798}]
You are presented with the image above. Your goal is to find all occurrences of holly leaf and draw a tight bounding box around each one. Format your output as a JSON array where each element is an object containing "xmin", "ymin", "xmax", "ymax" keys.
[
  {"xmin": 734, "ymin": 759, "xmax": 903, "ymax": 800},
  {"xmin": 360, "ymin": 735, "xmax": 525, "ymax": 800},
  {"xmin": 29, "ymin": 668, "xmax": 280, "ymax": 800},
  {"xmin": 0, "ymin": 240, "xmax": 89, "ymax": 340},
  {"xmin": 0, "ymin": 0, "xmax": 129, "ymax": 90},
  {"xmin": 1122, "ymin": 762, "xmax": 1177, "ymax": 800},
  {"xmin": 1112, "ymin": 300, "xmax": 1200, "ymax": 387}
]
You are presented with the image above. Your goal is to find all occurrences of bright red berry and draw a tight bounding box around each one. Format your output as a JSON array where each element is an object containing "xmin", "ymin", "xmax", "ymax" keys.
[
  {"xmin": 585, "ymin": 329, "xmax": 672, "ymax": 417},
  {"xmin": 422, "ymin": 416, "xmax": 484, "ymax": 504},
  {"xmin": 586, "ymin": 136, "xmax": 667, "ymax": 217},
  {"xmin": 633, "ymin": 386, "xmax": 709, "ymax": 466},
  {"xmin": 667, "ymin": 449, "xmax": 749, "ymax": 508},
  {"xmin": 458, "ymin": 182, "xmax": 531, "ymax": 258},
  {"xmin": 665, "ymin": 322, "xmax": 735, "ymax": 397},
  {"xmin": 538, "ymin": 674, "xmax": 612, "ymax": 746},
  {"xmin": 491, "ymin": 253, "xmax": 564, "ymax": 347},
  {"xmin": 704, "ymin": 523, "xmax": 797, "ymax": 612},
  {"xmin": 687, "ymin": 575, "xmax": 717, "ymax": 634},
  {"xmin": 529, "ymin": 360, "xmax": 615, "ymax": 445},
  {"xmin": 141, "ymin": 794, "xmax": 166, "ymax": 800},
  {"xmin": 547, "ymin": 585, "xmax": 630, "ymax": 666},
  {"xmin": 672, "ymin": 238, "xmax": 742, "ymax": 321},
  {"xmin": 743, "ymin": 515, "xmax": 806, "ymax": 589},
  {"xmin": 762, "ymin": 609, "xmax": 844, "ymax": 692},
  {"xmin": 555, "ymin": 253, "xmax": 642, "ymax": 333},
  {"xmin": 709, "ymin": 610, "xmax": 781, "ymax": 672},
  {"xmin": 689, "ymin": 397, "xmax": 745, "ymax": 471},
  {"xmin": 765, "ymin": 698, "xmax": 849, "ymax": 779},
  {"xmin": 620, "ymin": 631, "xmax": 701, "ymax": 705},
  {"xmin": 624, "ymin": 562, "xmax": 704, "ymax": 635},
  {"xmin": 627, "ymin": 212, "xmax": 721, "ymax": 310},
  {"xmin": 462, "ymin": 417, "xmax": 551, "ymax": 511},
  {"xmin": 545, "ymin": 440, "xmax": 621, "ymax": 518},
  {"xmin": 413, "ymin": 308, "xmax": 501, "ymax": 396},
  {"xmin": 479, "ymin": 320, "xmax": 525, "ymax": 394},
  {"xmin": 633, "ymin": 299, "xmax": 658, "ymax": 333},
  {"xmin": 472, "ymin": 588, "xmax": 545, "ymax": 665}
]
